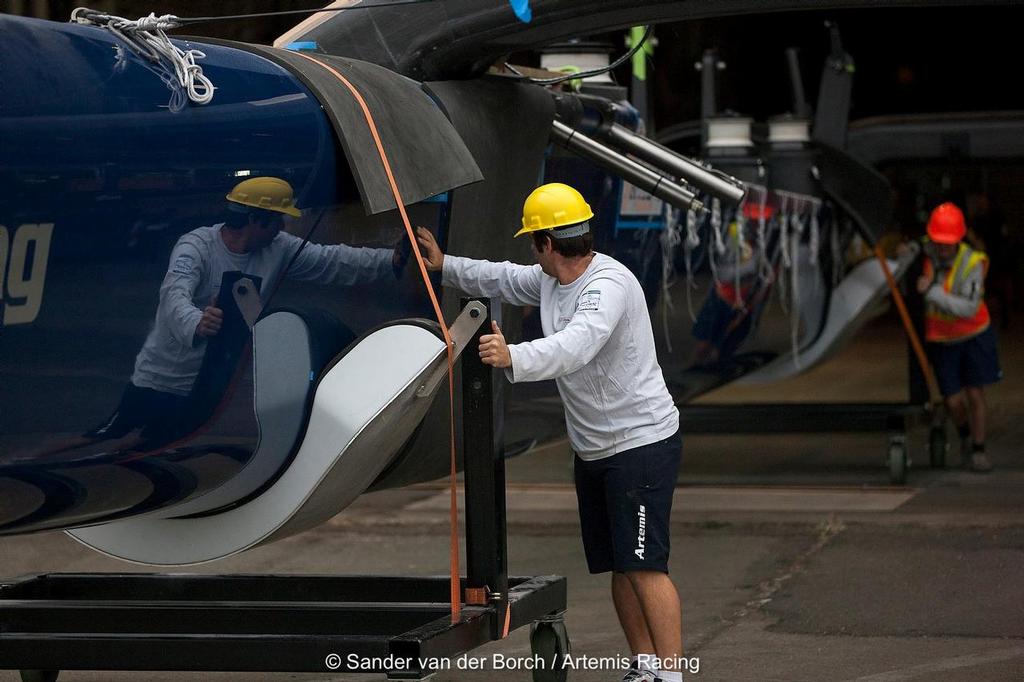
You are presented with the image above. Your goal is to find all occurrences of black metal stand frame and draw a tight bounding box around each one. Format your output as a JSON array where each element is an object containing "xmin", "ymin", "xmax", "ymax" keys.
[
  {"xmin": 679, "ymin": 337, "xmax": 943, "ymax": 485},
  {"xmin": 0, "ymin": 299, "xmax": 568, "ymax": 682},
  {"xmin": 678, "ymin": 401, "xmax": 923, "ymax": 484},
  {"xmin": 679, "ymin": 402, "xmax": 916, "ymax": 435}
]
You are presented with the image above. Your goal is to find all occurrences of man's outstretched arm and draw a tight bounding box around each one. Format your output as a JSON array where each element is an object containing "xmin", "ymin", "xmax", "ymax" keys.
[{"xmin": 416, "ymin": 226, "xmax": 543, "ymax": 307}]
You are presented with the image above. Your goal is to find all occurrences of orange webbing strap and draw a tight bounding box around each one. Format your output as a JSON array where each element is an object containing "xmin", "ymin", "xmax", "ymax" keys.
[
  {"xmin": 873, "ymin": 245, "xmax": 941, "ymax": 405},
  {"xmin": 296, "ymin": 53, "xmax": 462, "ymax": 623}
]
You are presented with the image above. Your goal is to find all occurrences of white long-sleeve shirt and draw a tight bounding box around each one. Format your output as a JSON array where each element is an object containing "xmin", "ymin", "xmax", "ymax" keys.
[
  {"xmin": 443, "ymin": 253, "xmax": 679, "ymax": 460},
  {"xmin": 132, "ymin": 225, "xmax": 394, "ymax": 395}
]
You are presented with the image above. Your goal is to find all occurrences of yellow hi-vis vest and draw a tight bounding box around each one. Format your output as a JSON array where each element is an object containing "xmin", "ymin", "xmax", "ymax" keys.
[{"xmin": 923, "ymin": 242, "xmax": 990, "ymax": 342}]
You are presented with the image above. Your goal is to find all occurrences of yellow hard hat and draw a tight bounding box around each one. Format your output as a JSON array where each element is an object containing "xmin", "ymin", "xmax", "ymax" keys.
[
  {"xmin": 226, "ymin": 176, "xmax": 302, "ymax": 217},
  {"xmin": 515, "ymin": 183, "xmax": 594, "ymax": 238}
]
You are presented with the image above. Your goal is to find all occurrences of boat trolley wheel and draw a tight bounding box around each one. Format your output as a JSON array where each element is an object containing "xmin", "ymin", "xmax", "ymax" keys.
[{"xmin": 530, "ymin": 612, "xmax": 571, "ymax": 682}]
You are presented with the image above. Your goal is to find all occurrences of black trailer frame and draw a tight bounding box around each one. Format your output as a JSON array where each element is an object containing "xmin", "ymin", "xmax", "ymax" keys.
[
  {"xmin": 678, "ymin": 401, "xmax": 935, "ymax": 485},
  {"xmin": 678, "ymin": 337, "xmax": 947, "ymax": 485},
  {"xmin": 0, "ymin": 299, "xmax": 569, "ymax": 682}
]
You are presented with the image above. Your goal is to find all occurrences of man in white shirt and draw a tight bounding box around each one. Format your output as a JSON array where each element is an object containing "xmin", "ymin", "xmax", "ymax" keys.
[{"xmin": 416, "ymin": 183, "xmax": 685, "ymax": 682}]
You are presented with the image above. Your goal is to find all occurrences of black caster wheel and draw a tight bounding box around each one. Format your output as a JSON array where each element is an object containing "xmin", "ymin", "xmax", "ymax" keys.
[
  {"xmin": 530, "ymin": 613, "xmax": 571, "ymax": 682},
  {"xmin": 929, "ymin": 425, "xmax": 947, "ymax": 468},
  {"xmin": 888, "ymin": 438, "xmax": 908, "ymax": 485},
  {"xmin": 20, "ymin": 671, "xmax": 59, "ymax": 682}
]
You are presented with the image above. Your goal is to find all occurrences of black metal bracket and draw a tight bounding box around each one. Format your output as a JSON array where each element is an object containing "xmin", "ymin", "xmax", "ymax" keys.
[{"xmin": 461, "ymin": 297, "xmax": 510, "ymax": 640}]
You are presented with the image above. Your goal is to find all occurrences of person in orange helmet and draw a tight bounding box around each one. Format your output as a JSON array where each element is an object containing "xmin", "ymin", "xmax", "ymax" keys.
[{"xmin": 918, "ymin": 202, "xmax": 1002, "ymax": 472}]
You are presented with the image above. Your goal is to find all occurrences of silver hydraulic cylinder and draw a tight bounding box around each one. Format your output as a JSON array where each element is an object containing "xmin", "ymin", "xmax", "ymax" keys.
[{"xmin": 551, "ymin": 120, "xmax": 705, "ymax": 214}]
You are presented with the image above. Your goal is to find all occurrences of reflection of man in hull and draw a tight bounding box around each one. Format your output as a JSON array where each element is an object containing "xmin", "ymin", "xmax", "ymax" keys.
[
  {"xmin": 691, "ymin": 205, "xmax": 770, "ymax": 367},
  {"xmin": 85, "ymin": 176, "xmax": 396, "ymax": 448}
]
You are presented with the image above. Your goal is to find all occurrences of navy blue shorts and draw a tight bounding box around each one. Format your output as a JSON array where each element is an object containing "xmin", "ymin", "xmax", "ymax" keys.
[
  {"xmin": 692, "ymin": 292, "xmax": 734, "ymax": 343},
  {"xmin": 574, "ymin": 430, "xmax": 682, "ymax": 574},
  {"xmin": 692, "ymin": 292, "xmax": 752, "ymax": 359},
  {"xmin": 927, "ymin": 326, "xmax": 1003, "ymax": 397}
]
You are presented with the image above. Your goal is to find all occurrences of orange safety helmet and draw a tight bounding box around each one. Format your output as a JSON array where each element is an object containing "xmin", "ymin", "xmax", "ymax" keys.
[{"xmin": 926, "ymin": 202, "xmax": 967, "ymax": 244}]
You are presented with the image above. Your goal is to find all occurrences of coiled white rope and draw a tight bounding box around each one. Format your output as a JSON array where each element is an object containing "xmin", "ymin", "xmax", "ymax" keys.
[{"xmin": 72, "ymin": 8, "xmax": 215, "ymax": 108}]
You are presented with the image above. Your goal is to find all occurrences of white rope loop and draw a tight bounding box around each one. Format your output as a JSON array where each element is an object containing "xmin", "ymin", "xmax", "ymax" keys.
[{"xmin": 72, "ymin": 7, "xmax": 215, "ymax": 108}]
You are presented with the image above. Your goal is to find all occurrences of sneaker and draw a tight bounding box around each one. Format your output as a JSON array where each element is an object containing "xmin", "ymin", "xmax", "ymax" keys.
[
  {"xmin": 969, "ymin": 451, "xmax": 994, "ymax": 472},
  {"xmin": 622, "ymin": 669, "xmax": 657, "ymax": 682}
]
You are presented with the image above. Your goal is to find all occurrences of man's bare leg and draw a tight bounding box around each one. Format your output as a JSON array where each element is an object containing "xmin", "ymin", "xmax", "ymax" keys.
[
  {"xmin": 613, "ymin": 572, "xmax": 655, "ymax": 657},
  {"xmin": 625, "ymin": 570, "xmax": 682, "ymax": 674},
  {"xmin": 945, "ymin": 391, "xmax": 969, "ymax": 431},
  {"xmin": 964, "ymin": 386, "xmax": 987, "ymax": 444},
  {"xmin": 963, "ymin": 386, "xmax": 993, "ymax": 471}
]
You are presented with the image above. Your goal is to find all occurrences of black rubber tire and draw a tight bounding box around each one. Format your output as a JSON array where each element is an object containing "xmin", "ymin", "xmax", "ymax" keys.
[
  {"xmin": 888, "ymin": 441, "xmax": 908, "ymax": 485},
  {"xmin": 530, "ymin": 619, "xmax": 571, "ymax": 682},
  {"xmin": 929, "ymin": 426, "xmax": 947, "ymax": 469},
  {"xmin": 20, "ymin": 671, "xmax": 59, "ymax": 682}
]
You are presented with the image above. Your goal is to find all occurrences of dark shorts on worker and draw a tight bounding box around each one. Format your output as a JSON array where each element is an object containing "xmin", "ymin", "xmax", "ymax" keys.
[
  {"xmin": 926, "ymin": 326, "xmax": 1003, "ymax": 397},
  {"xmin": 574, "ymin": 429, "xmax": 682, "ymax": 574}
]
